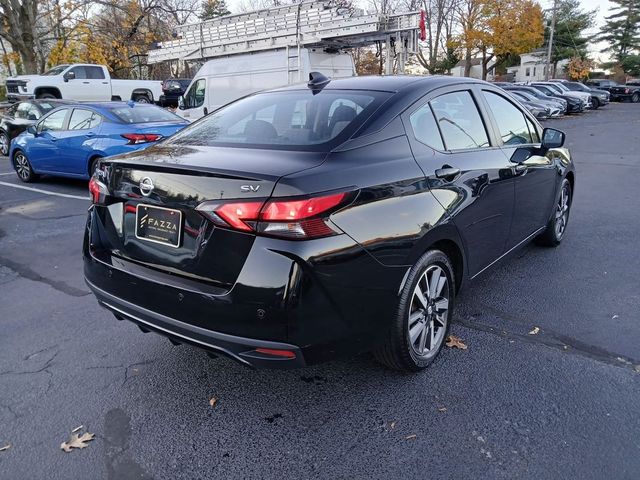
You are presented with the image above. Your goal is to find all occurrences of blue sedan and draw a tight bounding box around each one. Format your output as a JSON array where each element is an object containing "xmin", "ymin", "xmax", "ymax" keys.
[{"xmin": 10, "ymin": 102, "xmax": 189, "ymax": 182}]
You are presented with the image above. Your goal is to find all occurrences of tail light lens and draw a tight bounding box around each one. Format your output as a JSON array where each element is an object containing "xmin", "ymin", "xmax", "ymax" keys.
[
  {"xmin": 88, "ymin": 177, "xmax": 107, "ymax": 205},
  {"xmin": 121, "ymin": 133, "xmax": 163, "ymax": 145},
  {"xmin": 197, "ymin": 191, "xmax": 352, "ymax": 239}
]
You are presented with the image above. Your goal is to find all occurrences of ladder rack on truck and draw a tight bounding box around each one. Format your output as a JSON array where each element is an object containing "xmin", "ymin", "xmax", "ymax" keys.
[{"xmin": 147, "ymin": 0, "xmax": 424, "ymax": 74}]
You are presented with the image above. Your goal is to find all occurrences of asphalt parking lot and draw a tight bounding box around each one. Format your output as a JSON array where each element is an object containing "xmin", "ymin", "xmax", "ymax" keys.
[{"xmin": 1, "ymin": 103, "xmax": 639, "ymax": 479}]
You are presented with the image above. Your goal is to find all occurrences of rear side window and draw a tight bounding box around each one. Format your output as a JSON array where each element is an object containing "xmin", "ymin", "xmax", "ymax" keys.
[
  {"xmin": 409, "ymin": 104, "xmax": 444, "ymax": 150},
  {"xmin": 167, "ymin": 90, "xmax": 387, "ymax": 151},
  {"xmin": 482, "ymin": 91, "xmax": 533, "ymax": 145},
  {"xmin": 110, "ymin": 106, "xmax": 183, "ymax": 124},
  {"xmin": 86, "ymin": 66, "xmax": 106, "ymax": 79},
  {"xmin": 69, "ymin": 109, "xmax": 101, "ymax": 130},
  {"xmin": 39, "ymin": 109, "xmax": 68, "ymax": 132},
  {"xmin": 430, "ymin": 91, "xmax": 490, "ymax": 150}
]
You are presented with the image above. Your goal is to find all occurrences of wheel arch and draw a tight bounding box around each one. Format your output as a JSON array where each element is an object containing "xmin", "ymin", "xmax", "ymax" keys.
[
  {"xmin": 34, "ymin": 87, "xmax": 62, "ymax": 99},
  {"xmin": 87, "ymin": 153, "xmax": 105, "ymax": 176},
  {"xmin": 408, "ymin": 223, "xmax": 467, "ymax": 294},
  {"xmin": 565, "ymin": 170, "xmax": 575, "ymax": 194},
  {"xmin": 131, "ymin": 89, "xmax": 153, "ymax": 102}
]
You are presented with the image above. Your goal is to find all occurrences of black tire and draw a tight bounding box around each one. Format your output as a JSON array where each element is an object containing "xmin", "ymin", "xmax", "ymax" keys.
[
  {"xmin": 374, "ymin": 249, "xmax": 455, "ymax": 372},
  {"xmin": 13, "ymin": 150, "xmax": 39, "ymax": 183},
  {"xmin": 89, "ymin": 157, "xmax": 101, "ymax": 177},
  {"xmin": 0, "ymin": 130, "xmax": 9, "ymax": 157},
  {"xmin": 36, "ymin": 93, "xmax": 57, "ymax": 100},
  {"xmin": 632, "ymin": 93, "xmax": 640, "ymax": 103},
  {"xmin": 535, "ymin": 178, "xmax": 572, "ymax": 247},
  {"xmin": 591, "ymin": 97, "xmax": 600, "ymax": 109},
  {"xmin": 133, "ymin": 94, "xmax": 151, "ymax": 104}
]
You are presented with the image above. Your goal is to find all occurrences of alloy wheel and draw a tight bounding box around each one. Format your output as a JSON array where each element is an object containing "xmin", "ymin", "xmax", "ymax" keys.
[
  {"xmin": 408, "ymin": 265, "xmax": 449, "ymax": 357},
  {"xmin": 0, "ymin": 132, "xmax": 8, "ymax": 156},
  {"xmin": 554, "ymin": 182, "xmax": 571, "ymax": 239},
  {"xmin": 14, "ymin": 152, "xmax": 31, "ymax": 181}
]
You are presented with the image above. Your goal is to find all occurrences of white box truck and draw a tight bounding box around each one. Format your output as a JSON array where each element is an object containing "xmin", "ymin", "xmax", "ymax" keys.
[{"xmin": 177, "ymin": 48, "xmax": 355, "ymax": 120}]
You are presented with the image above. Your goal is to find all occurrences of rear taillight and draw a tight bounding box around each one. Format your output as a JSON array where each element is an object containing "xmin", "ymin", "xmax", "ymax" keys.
[
  {"xmin": 121, "ymin": 133, "xmax": 163, "ymax": 145},
  {"xmin": 88, "ymin": 177, "xmax": 107, "ymax": 205},
  {"xmin": 197, "ymin": 191, "xmax": 352, "ymax": 239}
]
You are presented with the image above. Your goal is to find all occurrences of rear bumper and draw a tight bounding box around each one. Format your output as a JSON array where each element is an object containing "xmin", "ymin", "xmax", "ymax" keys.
[{"xmin": 86, "ymin": 278, "xmax": 306, "ymax": 369}]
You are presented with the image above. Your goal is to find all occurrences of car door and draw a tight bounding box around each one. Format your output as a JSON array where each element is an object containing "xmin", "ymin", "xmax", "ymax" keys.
[
  {"xmin": 61, "ymin": 67, "xmax": 95, "ymax": 101},
  {"xmin": 55, "ymin": 108, "xmax": 103, "ymax": 175},
  {"xmin": 479, "ymin": 89, "xmax": 559, "ymax": 249},
  {"xmin": 30, "ymin": 109, "xmax": 70, "ymax": 172},
  {"xmin": 179, "ymin": 78, "xmax": 206, "ymax": 120},
  {"xmin": 405, "ymin": 87, "xmax": 515, "ymax": 277}
]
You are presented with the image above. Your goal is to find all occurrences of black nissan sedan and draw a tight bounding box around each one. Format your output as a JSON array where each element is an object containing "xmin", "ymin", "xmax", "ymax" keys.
[{"xmin": 84, "ymin": 75, "xmax": 574, "ymax": 372}]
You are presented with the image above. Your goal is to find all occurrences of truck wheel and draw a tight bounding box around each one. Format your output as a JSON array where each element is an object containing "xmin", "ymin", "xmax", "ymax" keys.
[
  {"xmin": 133, "ymin": 95, "xmax": 151, "ymax": 104},
  {"xmin": 37, "ymin": 93, "xmax": 57, "ymax": 100},
  {"xmin": 632, "ymin": 93, "xmax": 640, "ymax": 103}
]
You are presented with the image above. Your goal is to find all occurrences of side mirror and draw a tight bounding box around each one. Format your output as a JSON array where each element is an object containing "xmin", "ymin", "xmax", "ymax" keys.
[
  {"xmin": 64, "ymin": 71, "xmax": 76, "ymax": 82},
  {"xmin": 27, "ymin": 125, "xmax": 37, "ymax": 136},
  {"xmin": 178, "ymin": 95, "xmax": 185, "ymax": 110},
  {"xmin": 541, "ymin": 127, "xmax": 565, "ymax": 149}
]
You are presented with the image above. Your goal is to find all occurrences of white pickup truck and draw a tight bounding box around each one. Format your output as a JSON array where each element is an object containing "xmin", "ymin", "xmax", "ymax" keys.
[{"xmin": 5, "ymin": 64, "xmax": 163, "ymax": 104}]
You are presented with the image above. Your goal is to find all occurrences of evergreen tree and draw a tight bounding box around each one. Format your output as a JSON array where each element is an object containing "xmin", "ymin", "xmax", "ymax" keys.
[
  {"xmin": 199, "ymin": 0, "xmax": 231, "ymax": 20},
  {"xmin": 599, "ymin": 0, "xmax": 640, "ymax": 66},
  {"xmin": 544, "ymin": 0, "xmax": 595, "ymax": 70}
]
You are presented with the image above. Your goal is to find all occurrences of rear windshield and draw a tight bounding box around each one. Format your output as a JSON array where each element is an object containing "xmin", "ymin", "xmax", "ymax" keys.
[
  {"xmin": 110, "ymin": 106, "xmax": 184, "ymax": 124},
  {"xmin": 166, "ymin": 90, "xmax": 390, "ymax": 151}
]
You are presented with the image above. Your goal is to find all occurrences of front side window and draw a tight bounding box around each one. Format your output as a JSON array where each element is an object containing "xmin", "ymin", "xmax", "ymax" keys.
[
  {"xmin": 409, "ymin": 104, "xmax": 444, "ymax": 150},
  {"xmin": 43, "ymin": 65, "xmax": 69, "ymax": 76},
  {"xmin": 185, "ymin": 79, "xmax": 205, "ymax": 108},
  {"xmin": 39, "ymin": 109, "xmax": 68, "ymax": 132},
  {"xmin": 430, "ymin": 91, "xmax": 490, "ymax": 151},
  {"xmin": 482, "ymin": 91, "xmax": 533, "ymax": 146},
  {"xmin": 69, "ymin": 66, "xmax": 88, "ymax": 80},
  {"xmin": 168, "ymin": 90, "xmax": 385, "ymax": 150},
  {"xmin": 69, "ymin": 109, "xmax": 101, "ymax": 130}
]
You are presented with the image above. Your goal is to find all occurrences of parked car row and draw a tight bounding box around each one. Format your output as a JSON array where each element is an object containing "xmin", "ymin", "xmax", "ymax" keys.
[
  {"xmin": 585, "ymin": 79, "xmax": 640, "ymax": 103},
  {"xmin": 492, "ymin": 79, "xmax": 612, "ymax": 119}
]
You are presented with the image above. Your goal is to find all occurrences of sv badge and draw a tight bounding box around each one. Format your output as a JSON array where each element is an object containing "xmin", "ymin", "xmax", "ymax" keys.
[{"xmin": 240, "ymin": 185, "xmax": 260, "ymax": 193}]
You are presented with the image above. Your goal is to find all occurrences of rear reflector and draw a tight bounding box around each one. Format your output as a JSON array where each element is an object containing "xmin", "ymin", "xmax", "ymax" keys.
[
  {"xmin": 121, "ymin": 133, "xmax": 163, "ymax": 145},
  {"xmin": 255, "ymin": 348, "xmax": 296, "ymax": 359}
]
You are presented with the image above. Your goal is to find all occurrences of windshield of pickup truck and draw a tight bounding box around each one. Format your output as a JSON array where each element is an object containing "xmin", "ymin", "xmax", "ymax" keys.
[
  {"xmin": 43, "ymin": 65, "xmax": 70, "ymax": 76},
  {"xmin": 110, "ymin": 105, "xmax": 184, "ymax": 124}
]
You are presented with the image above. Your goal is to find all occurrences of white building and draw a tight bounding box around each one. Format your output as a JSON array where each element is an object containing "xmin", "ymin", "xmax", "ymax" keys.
[
  {"xmin": 507, "ymin": 50, "xmax": 569, "ymax": 82},
  {"xmin": 451, "ymin": 58, "xmax": 496, "ymax": 80}
]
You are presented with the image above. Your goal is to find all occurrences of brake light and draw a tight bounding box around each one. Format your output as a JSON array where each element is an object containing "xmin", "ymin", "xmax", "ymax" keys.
[
  {"xmin": 88, "ymin": 177, "xmax": 107, "ymax": 204},
  {"xmin": 121, "ymin": 133, "xmax": 163, "ymax": 145},
  {"xmin": 197, "ymin": 191, "xmax": 351, "ymax": 239},
  {"xmin": 255, "ymin": 348, "xmax": 296, "ymax": 359}
]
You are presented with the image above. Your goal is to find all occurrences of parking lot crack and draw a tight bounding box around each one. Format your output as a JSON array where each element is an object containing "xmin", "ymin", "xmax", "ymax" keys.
[
  {"xmin": 455, "ymin": 316, "xmax": 640, "ymax": 372},
  {"xmin": 0, "ymin": 255, "xmax": 90, "ymax": 297}
]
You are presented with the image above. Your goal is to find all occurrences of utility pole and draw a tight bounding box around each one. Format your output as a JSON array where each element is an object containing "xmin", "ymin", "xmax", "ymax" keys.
[{"xmin": 545, "ymin": 0, "xmax": 557, "ymax": 80}]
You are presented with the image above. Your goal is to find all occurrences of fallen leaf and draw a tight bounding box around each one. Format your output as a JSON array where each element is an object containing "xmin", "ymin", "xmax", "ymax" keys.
[
  {"xmin": 389, "ymin": 421, "xmax": 396, "ymax": 430},
  {"xmin": 405, "ymin": 434, "xmax": 417, "ymax": 440},
  {"xmin": 634, "ymin": 365, "xmax": 640, "ymax": 374},
  {"xmin": 209, "ymin": 397, "xmax": 218, "ymax": 408},
  {"xmin": 438, "ymin": 407, "xmax": 447, "ymax": 413},
  {"xmin": 528, "ymin": 327, "xmax": 540, "ymax": 335},
  {"xmin": 612, "ymin": 315, "xmax": 619, "ymax": 320},
  {"xmin": 0, "ymin": 444, "xmax": 10, "ymax": 452},
  {"xmin": 61, "ymin": 432, "xmax": 95, "ymax": 453},
  {"xmin": 71, "ymin": 426, "xmax": 83, "ymax": 433},
  {"xmin": 446, "ymin": 335, "xmax": 467, "ymax": 350}
]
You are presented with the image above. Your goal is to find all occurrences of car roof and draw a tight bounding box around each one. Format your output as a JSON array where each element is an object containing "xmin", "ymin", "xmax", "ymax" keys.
[
  {"xmin": 52, "ymin": 101, "xmax": 160, "ymax": 111},
  {"xmin": 269, "ymin": 75, "xmax": 487, "ymax": 94}
]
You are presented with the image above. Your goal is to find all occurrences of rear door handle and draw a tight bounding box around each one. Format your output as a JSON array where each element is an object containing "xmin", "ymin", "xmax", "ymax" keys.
[
  {"xmin": 435, "ymin": 167, "xmax": 461, "ymax": 180},
  {"xmin": 85, "ymin": 132, "xmax": 95, "ymax": 137},
  {"xmin": 83, "ymin": 81, "xmax": 90, "ymax": 84}
]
